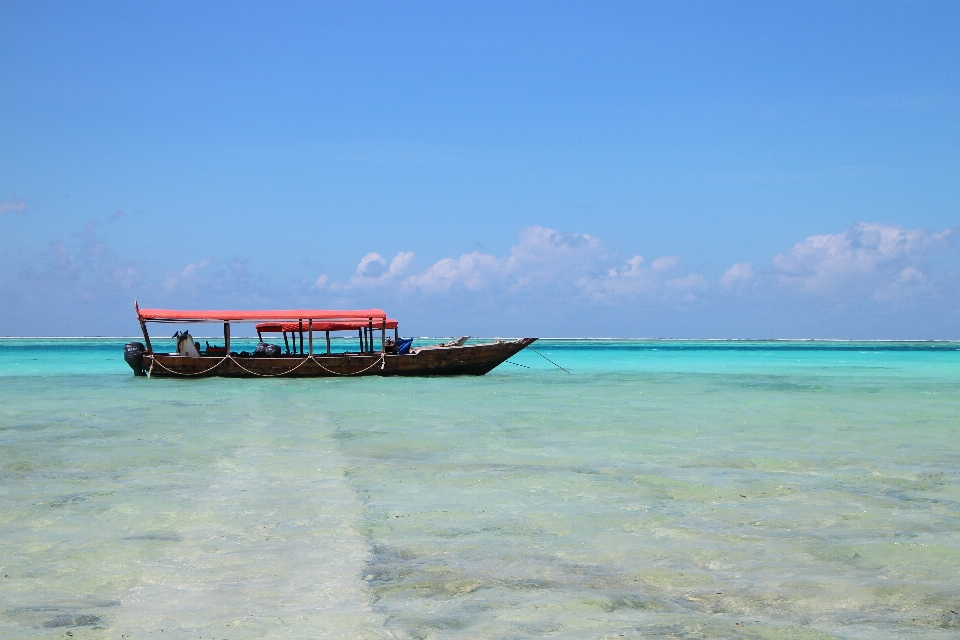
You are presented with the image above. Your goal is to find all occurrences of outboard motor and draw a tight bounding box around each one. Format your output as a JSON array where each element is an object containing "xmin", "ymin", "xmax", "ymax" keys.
[{"xmin": 124, "ymin": 342, "xmax": 146, "ymax": 376}]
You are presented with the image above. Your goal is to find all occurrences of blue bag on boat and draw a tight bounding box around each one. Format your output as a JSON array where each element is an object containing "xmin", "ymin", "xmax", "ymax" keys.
[{"xmin": 396, "ymin": 338, "xmax": 413, "ymax": 355}]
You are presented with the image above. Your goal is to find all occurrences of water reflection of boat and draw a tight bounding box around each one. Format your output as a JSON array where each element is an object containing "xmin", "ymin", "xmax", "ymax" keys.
[{"xmin": 124, "ymin": 303, "xmax": 536, "ymax": 378}]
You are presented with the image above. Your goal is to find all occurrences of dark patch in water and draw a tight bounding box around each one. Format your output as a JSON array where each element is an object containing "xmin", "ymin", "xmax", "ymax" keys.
[
  {"xmin": 5, "ymin": 602, "xmax": 115, "ymax": 630},
  {"xmin": 43, "ymin": 614, "xmax": 101, "ymax": 628},
  {"xmin": 739, "ymin": 380, "xmax": 828, "ymax": 392},
  {"xmin": 502, "ymin": 578, "xmax": 554, "ymax": 591},
  {"xmin": 334, "ymin": 428, "xmax": 386, "ymax": 441},
  {"xmin": 603, "ymin": 594, "xmax": 665, "ymax": 611},
  {"xmin": 122, "ymin": 532, "xmax": 182, "ymax": 542},
  {"xmin": 46, "ymin": 491, "xmax": 115, "ymax": 508},
  {"xmin": 574, "ymin": 466, "xmax": 601, "ymax": 474}
]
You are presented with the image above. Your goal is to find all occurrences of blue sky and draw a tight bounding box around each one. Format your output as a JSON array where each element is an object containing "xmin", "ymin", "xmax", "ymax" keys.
[{"xmin": 1, "ymin": 0, "xmax": 958, "ymax": 337}]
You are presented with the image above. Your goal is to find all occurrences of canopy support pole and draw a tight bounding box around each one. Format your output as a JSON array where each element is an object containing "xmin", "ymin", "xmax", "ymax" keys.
[
  {"xmin": 257, "ymin": 330, "xmax": 262, "ymax": 343},
  {"xmin": 224, "ymin": 322, "xmax": 231, "ymax": 354},
  {"xmin": 308, "ymin": 320, "xmax": 313, "ymax": 355},
  {"xmin": 139, "ymin": 319, "xmax": 153, "ymax": 354},
  {"xmin": 394, "ymin": 327, "xmax": 399, "ymax": 342},
  {"xmin": 325, "ymin": 330, "xmax": 330, "ymax": 355},
  {"xmin": 381, "ymin": 319, "xmax": 386, "ymax": 354},
  {"xmin": 298, "ymin": 320, "xmax": 304, "ymax": 355},
  {"xmin": 283, "ymin": 332, "xmax": 290, "ymax": 354},
  {"xmin": 358, "ymin": 329, "xmax": 363, "ymax": 353},
  {"xmin": 368, "ymin": 319, "xmax": 373, "ymax": 353}
]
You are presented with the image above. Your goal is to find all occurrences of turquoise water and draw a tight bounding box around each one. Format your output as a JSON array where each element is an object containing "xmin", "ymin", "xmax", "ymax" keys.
[{"xmin": 1, "ymin": 339, "xmax": 959, "ymax": 639}]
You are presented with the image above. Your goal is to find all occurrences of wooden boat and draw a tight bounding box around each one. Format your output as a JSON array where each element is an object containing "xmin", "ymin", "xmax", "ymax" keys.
[{"xmin": 125, "ymin": 304, "xmax": 537, "ymax": 378}]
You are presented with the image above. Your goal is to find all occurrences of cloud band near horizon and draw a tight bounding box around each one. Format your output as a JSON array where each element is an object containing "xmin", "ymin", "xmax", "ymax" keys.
[
  {"xmin": 1, "ymin": 219, "xmax": 957, "ymax": 337},
  {"xmin": 316, "ymin": 223, "xmax": 955, "ymax": 306}
]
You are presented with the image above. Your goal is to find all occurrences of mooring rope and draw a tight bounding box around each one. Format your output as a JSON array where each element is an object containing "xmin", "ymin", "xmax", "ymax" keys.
[
  {"xmin": 529, "ymin": 348, "xmax": 570, "ymax": 373},
  {"xmin": 226, "ymin": 355, "xmax": 314, "ymax": 377},
  {"xmin": 145, "ymin": 353, "xmax": 386, "ymax": 378},
  {"xmin": 147, "ymin": 355, "xmax": 230, "ymax": 377},
  {"xmin": 311, "ymin": 353, "xmax": 385, "ymax": 376}
]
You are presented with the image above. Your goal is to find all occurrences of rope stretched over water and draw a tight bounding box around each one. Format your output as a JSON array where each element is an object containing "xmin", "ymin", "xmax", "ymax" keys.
[
  {"xmin": 529, "ymin": 348, "xmax": 570, "ymax": 373},
  {"xmin": 146, "ymin": 353, "xmax": 386, "ymax": 378}
]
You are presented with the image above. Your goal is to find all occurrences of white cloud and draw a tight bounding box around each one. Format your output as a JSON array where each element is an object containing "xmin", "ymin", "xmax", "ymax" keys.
[
  {"xmin": 668, "ymin": 273, "xmax": 708, "ymax": 290},
  {"xmin": 6, "ymin": 218, "xmax": 955, "ymax": 336},
  {"xmin": 507, "ymin": 226, "xmax": 605, "ymax": 286},
  {"xmin": 316, "ymin": 222, "xmax": 954, "ymax": 321},
  {"xmin": 329, "ymin": 226, "xmax": 705, "ymax": 305},
  {"xmin": 720, "ymin": 262, "xmax": 756, "ymax": 289},
  {"xmin": 163, "ymin": 259, "xmax": 213, "ymax": 291},
  {"xmin": 401, "ymin": 250, "xmax": 504, "ymax": 293},
  {"xmin": 332, "ymin": 250, "xmax": 416, "ymax": 290},
  {"xmin": 108, "ymin": 265, "xmax": 142, "ymax": 289},
  {"xmin": 75, "ymin": 219, "xmax": 101, "ymax": 238},
  {"xmin": 230, "ymin": 257, "xmax": 251, "ymax": 280},
  {"xmin": 31, "ymin": 229, "xmax": 141, "ymax": 293},
  {"xmin": 579, "ymin": 253, "xmax": 704, "ymax": 301},
  {"xmin": 391, "ymin": 252, "xmax": 416, "ymax": 273},
  {"xmin": 48, "ymin": 240, "xmax": 76, "ymax": 274},
  {"xmin": 768, "ymin": 222, "xmax": 951, "ymax": 299},
  {"xmin": 0, "ymin": 197, "xmax": 26, "ymax": 215},
  {"xmin": 651, "ymin": 256, "xmax": 681, "ymax": 272},
  {"xmin": 357, "ymin": 252, "xmax": 387, "ymax": 277},
  {"xmin": 181, "ymin": 259, "xmax": 212, "ymax": 279},
  {"xmin": 398, "ymin": 227, "xmax": 610, "ymax": 294}
]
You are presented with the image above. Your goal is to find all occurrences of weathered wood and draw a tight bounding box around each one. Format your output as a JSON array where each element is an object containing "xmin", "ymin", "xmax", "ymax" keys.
[
  {"xmin": 140, "ymin": 319, "xmax": 153, "ymax": 353},
  {"xmin": 143, "ymin": 338, "xmax": 537, "ymax": 378},
  {"xmin": 224, "ymin": 322, "xmax": 231, "ymax": 353}
]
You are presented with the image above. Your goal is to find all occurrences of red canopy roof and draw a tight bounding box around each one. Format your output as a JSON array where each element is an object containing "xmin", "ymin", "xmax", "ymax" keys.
[
  {"xmin": 136, "ymin": 304, "xmax": 387, "ymax": 323},
  {"xmin": 257, "ymin": 319, "xmax": 398, "ymax": 332}
]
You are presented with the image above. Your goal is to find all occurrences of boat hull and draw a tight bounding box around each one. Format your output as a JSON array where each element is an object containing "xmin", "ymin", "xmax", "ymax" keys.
[{"xmin": 141, "ymin": 338, "xmax": 537, "ymax": 378}]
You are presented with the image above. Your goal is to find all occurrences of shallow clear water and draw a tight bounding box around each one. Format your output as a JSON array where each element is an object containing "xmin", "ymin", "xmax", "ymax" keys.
[{"xmin": 1, "ymin": 339, "xmax": 959, "ymax": 639}]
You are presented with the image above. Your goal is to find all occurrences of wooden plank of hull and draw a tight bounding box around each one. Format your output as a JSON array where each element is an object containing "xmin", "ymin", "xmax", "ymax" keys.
[{"xmin": 143, "ymin": 338, "xmax": 537, "ymax": 378}]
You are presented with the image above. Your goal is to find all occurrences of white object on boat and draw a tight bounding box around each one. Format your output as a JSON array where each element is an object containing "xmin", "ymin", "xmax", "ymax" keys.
[{"xmin": 176, "ymin": 332, "xmax": 201, "ymax": 357}]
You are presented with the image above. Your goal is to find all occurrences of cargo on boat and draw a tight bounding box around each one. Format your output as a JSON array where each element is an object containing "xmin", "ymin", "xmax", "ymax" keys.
[{"xmin": 124, "ymin": 303, "xmax": 536, "ymax": 378}]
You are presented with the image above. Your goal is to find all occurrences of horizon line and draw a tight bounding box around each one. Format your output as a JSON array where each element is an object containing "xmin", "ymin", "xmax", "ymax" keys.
[{"xmin": 0, "ymin": 336, "xmax": 957, "ymax": 342}]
